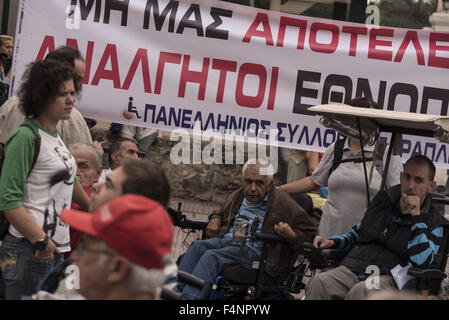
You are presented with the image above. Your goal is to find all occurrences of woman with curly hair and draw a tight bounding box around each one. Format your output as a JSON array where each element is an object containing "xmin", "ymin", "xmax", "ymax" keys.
[{"xmin": 0, "ymin": 59, "xmax": 89, "ymax": 299}]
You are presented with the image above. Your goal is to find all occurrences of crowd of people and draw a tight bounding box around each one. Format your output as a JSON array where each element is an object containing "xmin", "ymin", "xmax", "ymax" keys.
[
  {"xmin": 0, "ymin": 38, "xmax": 448, "ymax": 302},
  {"xmin": 0, "ymin": 35, "xmax": 13, "ymax": 106}
]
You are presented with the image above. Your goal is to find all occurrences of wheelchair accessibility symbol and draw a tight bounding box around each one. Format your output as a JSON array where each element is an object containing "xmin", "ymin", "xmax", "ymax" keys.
[{"xmin": 121, "ymin": 97, "xmax": 141, "ymax": 121}]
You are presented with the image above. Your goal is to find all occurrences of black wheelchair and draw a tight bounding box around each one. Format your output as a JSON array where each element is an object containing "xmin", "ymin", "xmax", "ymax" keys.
[
  {"xmin": 167, "ymin": 201, "xmax": 314, "ymax": 300},
  {"xmin": 208, "ymin": 232, "xmax": 306, "ymax": 300}
]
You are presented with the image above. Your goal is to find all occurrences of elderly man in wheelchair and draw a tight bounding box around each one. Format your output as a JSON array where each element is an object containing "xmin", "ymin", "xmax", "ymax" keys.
[
  {"xmin": 175, "ymin": 159, "xmax": 317, "ymax": 300},
  {"xmin": 304, "ymin": 155, "xmax": 449, "ymax": 300}
]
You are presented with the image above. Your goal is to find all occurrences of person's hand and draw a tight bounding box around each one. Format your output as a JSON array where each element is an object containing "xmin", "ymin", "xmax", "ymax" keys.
[
  {"xmin": 400, "ymin": 193, "xmax": 420, "ymax": 216},
  {"xmin": 205, "ymin": 218, "xmax": 221, "ymax": 238},
  {"xmin": 34, "ymin": 239, "xmax": 60, "ymax": 260},
  {"xmin": 93, "ymin": 141, "xmax": 104, "ymax": 158},
  {"xmin": 313, "ymin": 235, "xmax": 334, "ymax": 249},
  {"xmin": 274, "ymin": 222, "xmax": 297, "ymax": 242}
]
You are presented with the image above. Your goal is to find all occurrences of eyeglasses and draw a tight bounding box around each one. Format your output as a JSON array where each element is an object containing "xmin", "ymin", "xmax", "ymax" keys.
[{"xmin": 76, "ymin": 240, "xmax": 117, "ymax": 256}]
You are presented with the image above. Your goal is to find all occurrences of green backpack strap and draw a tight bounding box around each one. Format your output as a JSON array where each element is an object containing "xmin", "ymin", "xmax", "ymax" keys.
[
  {"xmin": 19, "ymin": 123, "xmax": 41, "ymax": 177},
  {"xmin": 0, "ymin": 123, "xmax": 41, "ymax": 240}
]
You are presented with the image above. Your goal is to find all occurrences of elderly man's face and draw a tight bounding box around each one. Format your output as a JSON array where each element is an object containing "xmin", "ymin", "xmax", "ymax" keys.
[
  {"xmin": 89, "ymin": 167, "xmax": 126, "ymax": 212},
  {"xmin": 242, "ymin": 166, "xmax": 271, "ymax": 206},
  {"xmin": 70, "ymin": 147, "xmax": 101, "ymax": 188},
  {"xmin": 71, "ymin": 234, "xmax": 116, "ymax": 299}
]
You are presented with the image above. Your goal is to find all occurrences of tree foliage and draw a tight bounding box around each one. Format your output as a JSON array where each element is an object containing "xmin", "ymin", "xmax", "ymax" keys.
[
  {"xmin": 220, "ymin": 0, "xmax": 438, "ymax": 29},
  {"xmin": 300, "ymin": 3, "xmax": 334, "ymax": 19},
  {"xmin": 220, "ymin": 0, "xmax": 270, "ymax": 10},
  {"xmin": 371, "ymin": 0, "xmax": 437, "ymax": 29}
]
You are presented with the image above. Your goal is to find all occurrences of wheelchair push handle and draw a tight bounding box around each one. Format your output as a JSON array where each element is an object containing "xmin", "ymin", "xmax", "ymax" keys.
[
  {"xmin": 178, "ymin": 271, "xmax": 206, "ymax": 291},
  {"xmin": 168, "ymin": 202, "xmax": 208, "ymax": 230},
  {"xmin": 161, "ymin": 287, "xmax": 182, "ymax": 300},
  {"xmin": 255, "ymin": 232, "xmax": 287, "ymax": 243},
  {"xmin": 181, "ymin": 219, "xmax": 208, "ymax": 230},
  {"xmin": 167, "ymin": 205, "xmax": 208, "ymax": 230},
  {"xmin": 407, "ymin": 267, "xmax": 447, "ymax": 279}
]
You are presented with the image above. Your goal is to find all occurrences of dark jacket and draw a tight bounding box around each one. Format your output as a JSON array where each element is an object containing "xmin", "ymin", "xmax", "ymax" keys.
[
  {"xmin": 209, "ymin": 185, "xmax": 317, "ymax": 277},
  {"xmin": 338, "ymin": 184, "xmax": 449, "ymax": 276}
]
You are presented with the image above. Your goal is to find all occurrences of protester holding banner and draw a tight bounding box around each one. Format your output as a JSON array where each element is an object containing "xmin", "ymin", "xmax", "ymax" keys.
[
  {"xmin": 0, "ymin": 60, "xmax": 89, "ymax": 299},
  {"xmin": 278, "ymin": 97, "xmax": 403, "ymax": 239},
  {"xmin": 0, "ymin": 35, "xmax": 13, "ymax": 106},
  {"xmin": 0, "ymin": 35, "xmax": 13, "ymax": 82}
]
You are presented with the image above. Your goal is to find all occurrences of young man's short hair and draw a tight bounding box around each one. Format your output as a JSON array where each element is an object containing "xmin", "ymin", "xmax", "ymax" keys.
[
  {"xmin": 121, "ymin": 158, "xmax": 171, "ymax": 208},
  {"xmin": 108, "ymin": 137, "xmax": 138, "ymax": 167},
  {"xmin": 404, "ymin": 155, "xmax": 436, "ymax": 180}
]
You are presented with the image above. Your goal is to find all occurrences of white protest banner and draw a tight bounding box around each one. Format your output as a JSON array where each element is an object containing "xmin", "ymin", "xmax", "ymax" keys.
[{"xmin": 11, "ymin": 0, "xmax": 449, "ymax": 167}]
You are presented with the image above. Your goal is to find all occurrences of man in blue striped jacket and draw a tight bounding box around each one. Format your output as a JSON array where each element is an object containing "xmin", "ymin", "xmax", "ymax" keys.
[{"xmin": 305, "ymin": 155, "xmax": 448, "ymax": 299}]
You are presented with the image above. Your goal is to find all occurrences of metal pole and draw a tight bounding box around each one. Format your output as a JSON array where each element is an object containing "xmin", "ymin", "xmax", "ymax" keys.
[
  {"xmin": 333, "ymin": 2, "xmax": 348, "ymax": 21},
  {"xmin": 249, "ymin": 0, "xmax": 255, "ymax": 7},
  {"xmin": 357, "ymin": 118, "xmax": 371, "ymax": 207},
  {"xmin": 1, "ymin": 0, "xmax": 11, "ymax": 35},
  {"xmin": 380, "ymin": 133, "xmax": 396, "ymax": 193}
]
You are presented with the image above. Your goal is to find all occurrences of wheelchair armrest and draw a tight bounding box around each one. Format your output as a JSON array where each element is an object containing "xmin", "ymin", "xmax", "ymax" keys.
[
  {"xmin": 303, "ymin": 242, "xmax": 325, "ymax": 265},
  {"xmin": 303, "ymin": 242, "xmax": 347, "ymax": 258},
  {"xmin": 303, "ymin": 242, "xmax": 348, "ymax": 269},
  {"xmin": 303, "ymin": 242, "xmax": 315, "ymax": 251},
  {"xmin": 180, "ymin": 219, "xmax": 208, "ymax": 230},
  {"xmin": 178, "ymin": 271, "xmax": 206, "ymax": 291},
  {"xmin": 407, "ymin": 267, "xmax": 447, "ymax": 279},
  {"xmin": 321, "ymin": 248, "xmax": 348, "ymax": 259},
  {"xmin": 254, "ymin": 233, "xmax": 287, "ymax": 243},
  {"xmin": 160, "ymin": 287, "xmax": 182, "ymax": 300}
]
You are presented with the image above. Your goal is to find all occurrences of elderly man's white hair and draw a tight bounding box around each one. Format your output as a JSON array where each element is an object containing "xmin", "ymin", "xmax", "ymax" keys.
[
  {"xmin": 96, "ymin": 243, "xmax": 176, "ymax": 299},
  {"xmin": 241, "ymin": 158, "xmax": 274, "ymax": 183},
  {"xmin": 68, "ymin": 143, "xmax": 102, "ymax": 170},
  {"xmin": 128, "ymin": 256, "xmax": 177, "ymax": 299}
]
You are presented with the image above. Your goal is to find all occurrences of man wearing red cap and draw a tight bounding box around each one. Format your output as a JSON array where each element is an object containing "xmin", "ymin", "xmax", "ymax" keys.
[{"xmin": 60, "ymin": 193, "xmax": 174, "ymax": 300}]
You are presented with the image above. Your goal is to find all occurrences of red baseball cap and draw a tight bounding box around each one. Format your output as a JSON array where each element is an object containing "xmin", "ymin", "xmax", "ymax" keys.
[{"xmin": 61, "ymin": 194, "xmax": 173, "ymax": 270}]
